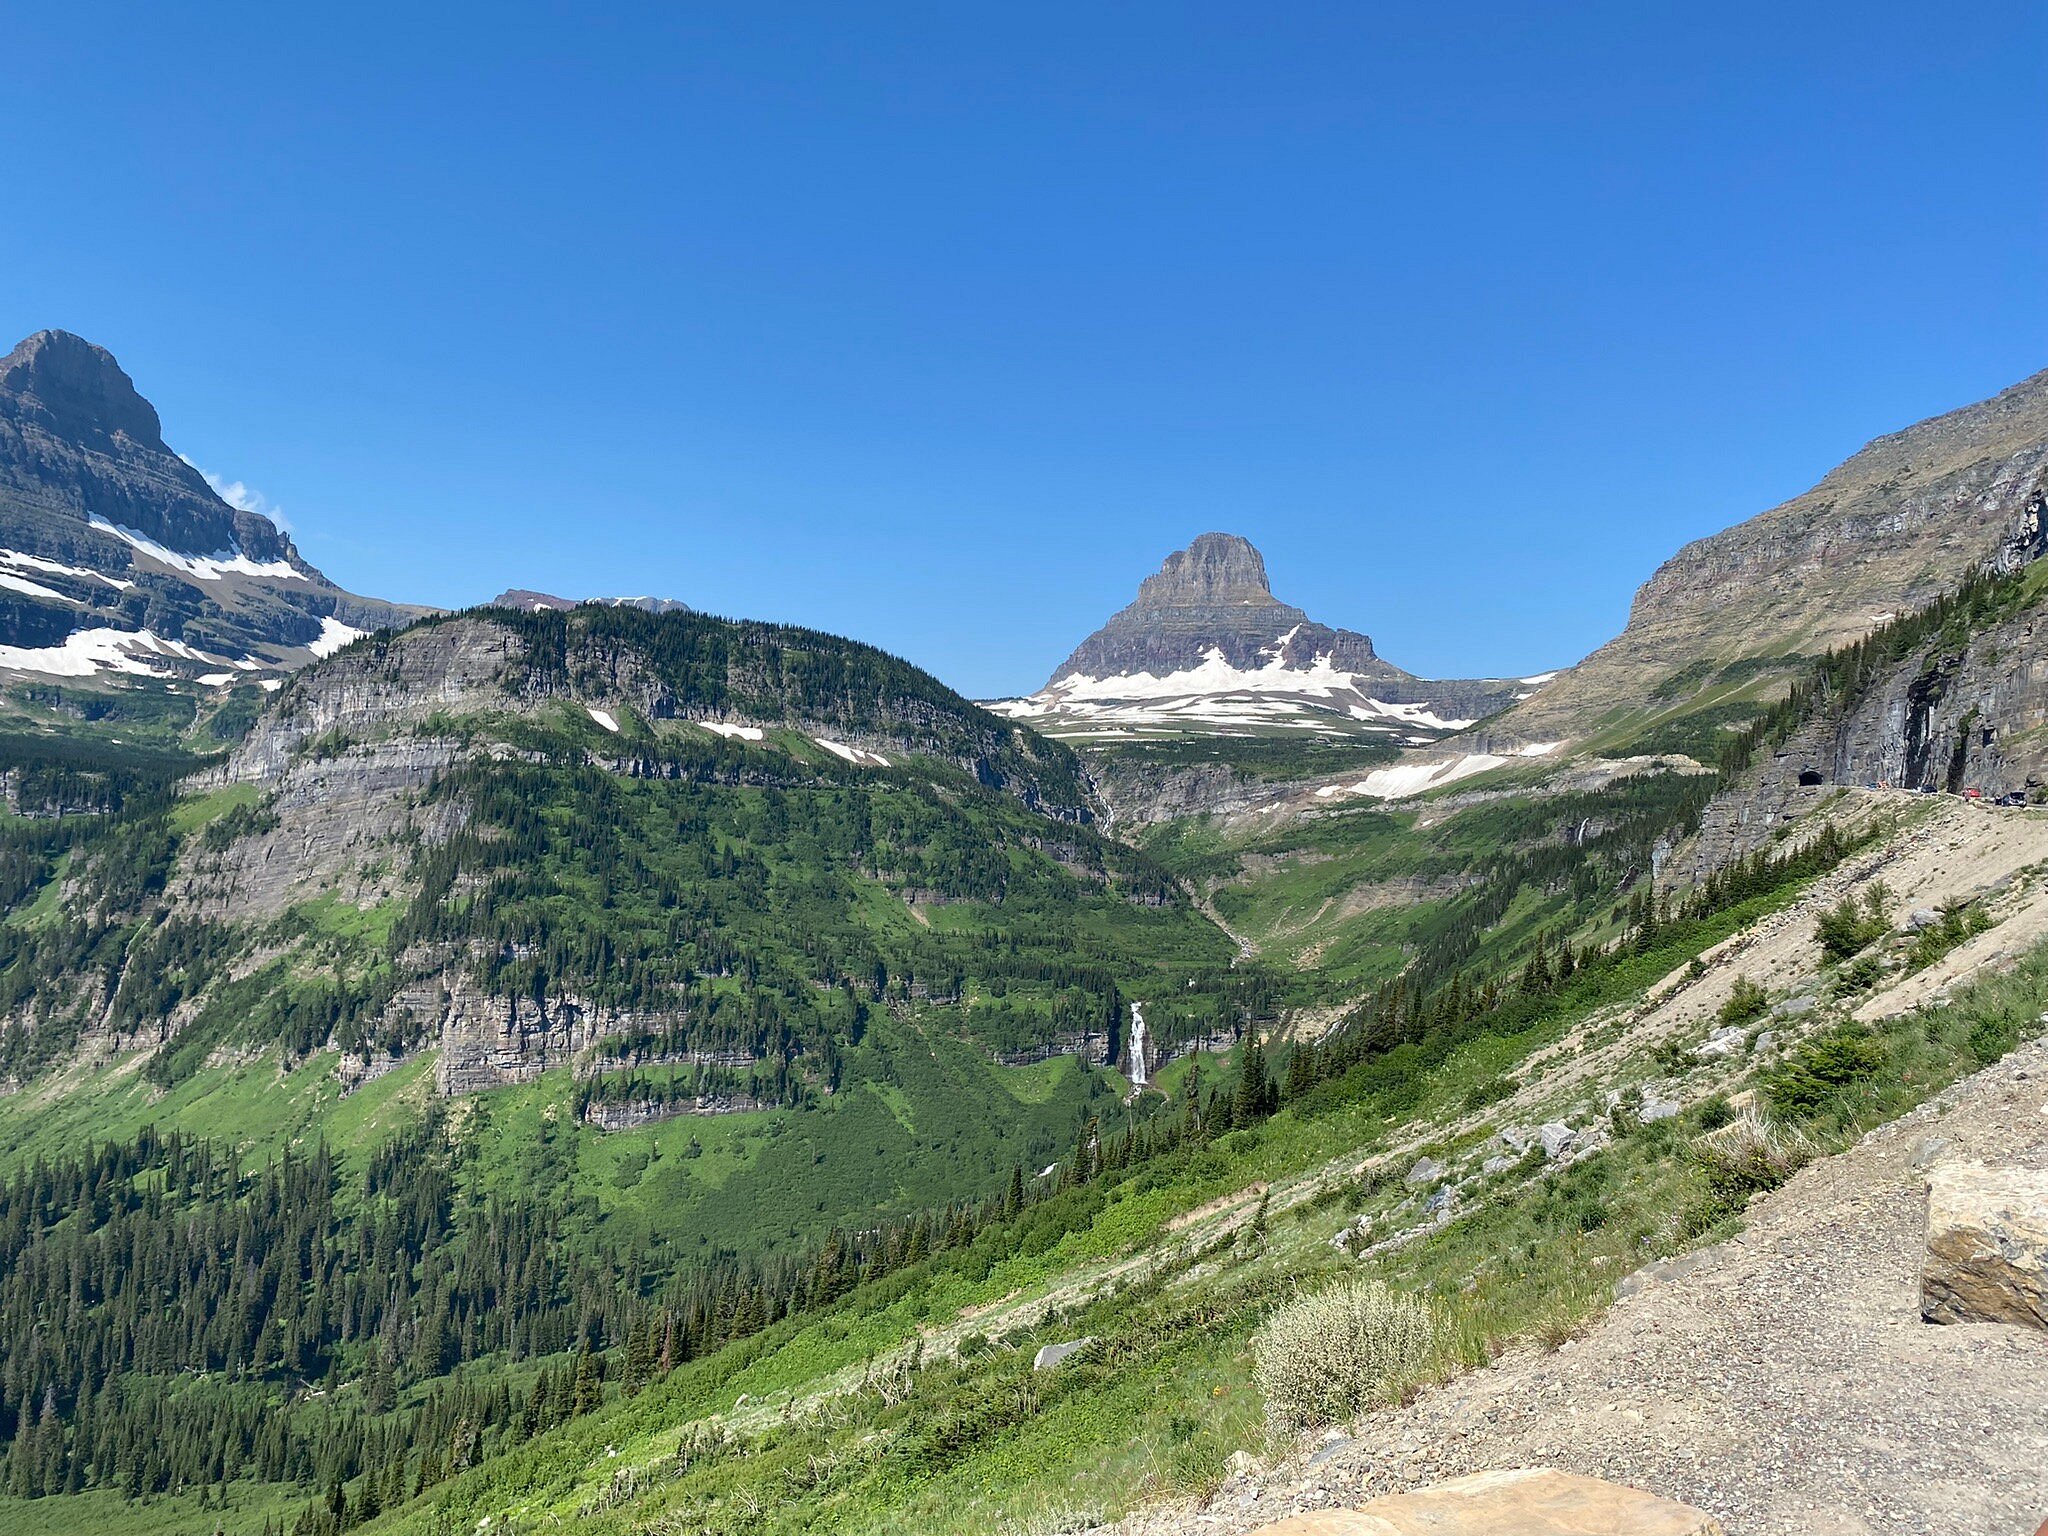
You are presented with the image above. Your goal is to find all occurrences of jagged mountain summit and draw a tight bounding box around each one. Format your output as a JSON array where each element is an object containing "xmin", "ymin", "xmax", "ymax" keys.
[
  {"xmin": 490, "ymin": 588, "xmax": 692, "ymax": 615},
  {"xmin": 993, "ymin": 532, "xmax": 1536, "ymax": 741},
  {"xmin": 0, "ymin": 329, "xmax": 422, "ymax": 684}
]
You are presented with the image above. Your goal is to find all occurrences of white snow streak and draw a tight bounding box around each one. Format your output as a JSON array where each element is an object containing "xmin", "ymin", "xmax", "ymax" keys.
[
  {"xmin": 89, "ymin": 518, "xmax": 304, "ymax": 583},
  {"xmin": 701, "ymin": 722, "xmax": 764, "ymax": 742},
  {"xmin": 586, "ymin": 706, "xmax": 620, "ymax": 733},
  {"xmin": 0, "ymin": 627, "xmax": 194, "ymax": 678},
  {"xmin": 0, "ymin": 549, "xmax": 134, "ymax": 591},
  {"xmin": 1313, "ymin": 741, "xmax": 1564, "ymax": 802},
  {"xmin": 815, "ymin": 738, "xmax": 890, "ymax": 767},
  {"xmin": 0, "ymin": 571, "xmax": 69, "ymax": 602}
]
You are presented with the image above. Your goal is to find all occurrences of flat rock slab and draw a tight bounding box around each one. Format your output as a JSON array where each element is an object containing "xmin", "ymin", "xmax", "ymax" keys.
[
  {"xmin": 1250, "ymin": 1469, "xmax": 1723, "ymax": 1535},
  {"xmin": 1923, "ymin": 1160, "xmax": 2048, "ymax": 1329},
  {"xmin": 1032, "ymin": 1337, "xmax": 1094, "ymax": 1371}
]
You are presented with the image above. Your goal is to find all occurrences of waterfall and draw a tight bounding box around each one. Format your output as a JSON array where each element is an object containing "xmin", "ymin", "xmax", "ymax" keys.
[{"xmin": 1127, "ymin": 1001, "xmax": 1149, "ymax": 1090}]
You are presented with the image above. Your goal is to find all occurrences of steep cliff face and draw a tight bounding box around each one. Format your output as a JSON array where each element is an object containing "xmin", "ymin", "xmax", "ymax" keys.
[
  {"xmin": 0, "ymin": 329, "xmax": 423, "ymax": 678},
  {"xmin": 225, "ymin": 607, "xmax": 1098, "ymax": 820},
  {"xmin": 1495, "ymin": 369, "xmax": 2048, "ymax": 747},
  {"xmin": 1668, "ymin": 566, "xmax": 2048, "ymax": 886}
]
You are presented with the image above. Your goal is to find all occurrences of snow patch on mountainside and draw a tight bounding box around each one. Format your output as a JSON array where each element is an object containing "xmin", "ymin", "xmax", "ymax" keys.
[
  {"xmin": 0, "ymin": 571, "xmax": 69, "ymax": 603},
  {"xmin": 816, "ymin": 738, "xmax": 891, "ymax": 767},
  {"xmin": 0, "ymin": 549, "xmax": 135, "ymax": 592},
  {"xmin": 1314, "ymin": 742, "xmax": 1562, "ymax": 801},
  {"xmin": 586, "ymin": 706, "xmax": 620, "ymax": 733},
  {"xmin": 89, "ymin": 517, "xmax": 304, "ymax": 583},
  {"xmin": 308, "ymin": 616, "xmax": 365, "ymax": 658},
  {"xmin": 0, "ymin": 626, "xmax": 229, "ymax": 680},
  {"xmin": 992, "ymin": 641, "xmax": 1488, "ymax": 739},
  {"xmin": 701, "ymin": 722, "xmax": 764, "ymax": 742}
]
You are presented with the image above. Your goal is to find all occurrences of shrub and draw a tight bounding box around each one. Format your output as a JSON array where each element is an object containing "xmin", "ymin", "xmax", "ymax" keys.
[
  {"xmin": 1718, "ymin": 976, "xmax": 1769, "ymax": 1026},
  {"xmin": 1253, "ymin": 1278, "xmax": 1437, "ymax": 1438},
  {"xmin": 1692, "ymin": 1094, "xmax": 1734, "ymax": 1131},
  {"xmin": 1762, "ymin": 1025, "xmax": 1885, "ymax": 1117},
  {"xmin": 1815, "ymin": 885, "xmax": 1889, "ymax": 961},
  {"xmin": 1692, "ymin": 1108, "xmax": 1816, "ymax": 1216},
  {"xmin": 1904, "ymin": 903, "xmax": 1992, "ymax": 973}
]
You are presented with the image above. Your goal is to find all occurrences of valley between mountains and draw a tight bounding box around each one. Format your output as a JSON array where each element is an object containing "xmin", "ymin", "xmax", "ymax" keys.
[{"xmin": 0, "ymin": 332, "xmax": 2046, "ymax": 1536}]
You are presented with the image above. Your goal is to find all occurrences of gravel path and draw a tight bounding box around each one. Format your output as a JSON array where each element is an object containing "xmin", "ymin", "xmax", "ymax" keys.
[{"xmin": 1097, "ymin": 1038, "xmax": 2048, "ymax": 1536}]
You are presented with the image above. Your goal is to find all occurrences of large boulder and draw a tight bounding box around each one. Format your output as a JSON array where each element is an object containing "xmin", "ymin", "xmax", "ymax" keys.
[
  {"xmin": 1248, "ymin": 1468, "xmax": 1723, "ymax": 1534},
  {"xmin": 1922, "ymin": 1161, "xmax": 2048, "ymax": 1330}
]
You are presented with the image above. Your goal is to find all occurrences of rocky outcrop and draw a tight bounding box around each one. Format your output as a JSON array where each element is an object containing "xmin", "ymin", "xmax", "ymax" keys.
[
  {"xmin": 1248, "ymin": 1469, "xmax": 1723, "ymax": 1535},
  {"xmin": 1922, "ymin": 1160, "xmax": 2048, "ymax": 1330},
  {"xmin": 1668, "ymin": 564, "xmax": 2048, "ymax": 884},
  {"xmin": 1488, "ymin": 367, "xmax": 2048, "ymax": 746}
]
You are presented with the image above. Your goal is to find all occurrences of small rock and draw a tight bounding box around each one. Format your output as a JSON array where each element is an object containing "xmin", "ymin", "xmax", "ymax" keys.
[
  {"xmin": 1033, "ymin": 1337, "xmax": 1095, "ymax": 1371},
  {"xmin": 1538, "ymin": 1122, "xmax": 1576, "ymax": 1159},
  {"xmin": 1770, "ymin": 995, "xmax": 1817, "ymax": 1020},
  {"xmin": 1907, "ymin": 906, "xmax": 1943, "ymax": 932},
  {"xmin": 1404, "ymin": 1156, "xmax": 1444, "ymax": 1187},
  {"xmin": 1497, "ymin": 1124, "xmax": 1537, "ymax": 1154},
  {"xmin": 1481, "ymin": 1154, "xmax": 1516, "ymax": 1175},
  {"xmin": 1693, "ymin": 1026, "xmax": 1747, "ymax": 1060}
]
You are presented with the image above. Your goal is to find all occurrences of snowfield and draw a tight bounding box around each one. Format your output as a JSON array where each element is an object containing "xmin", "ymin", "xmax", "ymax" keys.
[
  {"xmin": 1314, "ymin": 742, "xmax": 1562, "ymax": 801},
  {"xmin": 990, "ymin": 636, "xmax": 1491, "ymax": 739},
  {"xmin": 89, "ymin": 517, "xmax": 304, "ymax": 583},
  {"xmin": 308, "ymin": 616, "xmax": 366, "ymax": 658}
]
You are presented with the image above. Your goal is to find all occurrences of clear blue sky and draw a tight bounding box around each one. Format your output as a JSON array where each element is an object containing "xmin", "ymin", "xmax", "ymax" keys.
[{"xmin": 3, "ymin": 4, "xmax": 2043, "ymax": 696}]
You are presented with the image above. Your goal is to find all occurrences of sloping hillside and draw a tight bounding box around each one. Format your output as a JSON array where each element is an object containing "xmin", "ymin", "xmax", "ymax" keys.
[{"xmin": 1486, "ymin": 367, "xmax": 2048, "ymax": 750}]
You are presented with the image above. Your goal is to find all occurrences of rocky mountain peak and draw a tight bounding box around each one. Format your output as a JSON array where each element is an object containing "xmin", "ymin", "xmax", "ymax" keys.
[
  {"xmin": 1134, "ymin": 532, "xmax": 1275, "ymax": 610},
  {"xmin": 1045, "ymin": 532, "xmax": 1379, "ymax": 686},
  {"xmin": 0, "ymin": 329, "xmax": 164, "ymax": 447}
]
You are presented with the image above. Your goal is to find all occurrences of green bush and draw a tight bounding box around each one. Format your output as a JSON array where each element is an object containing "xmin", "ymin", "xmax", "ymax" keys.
[
  {"xmin": 1762, "ymin": 1025, "xmax": 1886, "ymax": 1117},
  {"xmin": 1693, "ymin": 1109, "xmax": 1816, "ymax": 1217},
  {"xmin": 1815, "ymin": 885, "xmax": 1889, "ymax": 961},
  {"xmin": 1718, "ymin": 977, "xmax": 1769, "ymax": 1026},
  {"xmin": 1905, "ymin": 903, "xmax": 1993, "ymax": 973}
]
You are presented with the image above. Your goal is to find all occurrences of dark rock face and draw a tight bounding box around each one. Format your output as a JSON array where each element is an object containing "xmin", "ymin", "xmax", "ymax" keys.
[
  {"xmin": 1049, "ymin": 533, "xmax": 1387, "ymax": 683},
  {"xmin": 0, "ymin": 329, "xmax": 422, "ymax": 671},
  {"xmin": 1668, "ymin": 539, "xmax": 2048, "ymax": 886}
]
